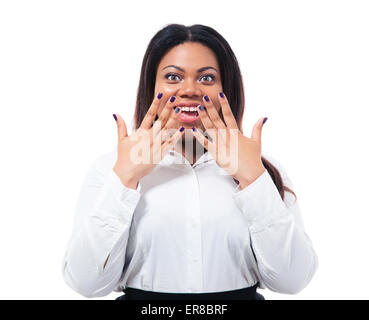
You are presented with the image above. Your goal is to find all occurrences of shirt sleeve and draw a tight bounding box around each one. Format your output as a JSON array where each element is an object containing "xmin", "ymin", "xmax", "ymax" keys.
[
  {"xmin": 232, "ymin": 155, "xmax": 318, "ymax": 294},
  {"xmin": 61, "ymin": 155, "xmax": 141, "ymax": 298}
]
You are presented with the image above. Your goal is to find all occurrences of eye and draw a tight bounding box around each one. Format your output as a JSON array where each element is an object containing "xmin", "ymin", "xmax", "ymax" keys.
[
  {"xmin": 164, "ymin": 73, "xmax": 216, "ymax": 83},
  {"xmin": 199, "ymin": 74, "xmax": 216, "ymax": 82},
  {"xmin": 165, "ymin": 73, "xmax": 181, "ymax": 81}
]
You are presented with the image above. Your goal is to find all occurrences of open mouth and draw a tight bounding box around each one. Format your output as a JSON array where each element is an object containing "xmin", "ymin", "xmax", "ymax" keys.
[{"xmin": 174, "ymin": 106, "xmax": 200, "ymax": 123}]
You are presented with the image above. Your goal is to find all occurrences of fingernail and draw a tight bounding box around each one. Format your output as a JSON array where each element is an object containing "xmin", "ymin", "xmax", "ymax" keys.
[
  {"xmin": 263, "ymin": 117, "xmax": 268, "ymax": 124},
  {"xmin": 198, "ymin": 105, "xmax": 204, "ymax": 111},
  {"xmin": 175, "ymin": 107, "xmax": 180, "ymax": 113},
  {"xmin": 192, "ymin": 127, "xmax": 196, "ymax": 132},
  {"xmin": 219, "ymin": 92, "xmax": 224, "ymax": 98},
  {"xmin": 179, "ymin": 126, "xmax": 185, "ymax": 132},
  {"xmin": 113, "ymin": 114, "xmax": 117, "ymax": 121},
  {"xmin": 157, "ymin": 92, "xmax": 163, "ymax": 99},
  {"xmin": 204, "ymin": 95, "xmax": 210, "ymax": 102},
  {"xmin": 170, "ymin": 96, "xmax": 176, "ymax": 103}
]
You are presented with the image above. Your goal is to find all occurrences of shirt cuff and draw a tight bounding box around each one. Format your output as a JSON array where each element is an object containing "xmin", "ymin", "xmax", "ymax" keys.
[{"xmin": 232, "ymin": 170, "xmax": 289, "ymax": 231}]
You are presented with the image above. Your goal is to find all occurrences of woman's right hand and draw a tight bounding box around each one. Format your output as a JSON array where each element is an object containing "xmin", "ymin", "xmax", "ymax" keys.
[{"xmin": 113, "ymin": 93, "xmax": 183, "ymax": 190}]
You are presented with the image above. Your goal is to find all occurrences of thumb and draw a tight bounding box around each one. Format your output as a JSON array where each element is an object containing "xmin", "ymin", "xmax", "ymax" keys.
[
  {"xmin": 113, "ymin": 113, "xmax": 128, "ymax": 139},
  {"xmin": 251, "ymin": 117, "xmax": 267, "ymax": 144}
]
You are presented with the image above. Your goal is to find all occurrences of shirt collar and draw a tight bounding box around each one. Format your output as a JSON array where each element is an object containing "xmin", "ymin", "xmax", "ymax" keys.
[{"xmin": 160, "ymin": 148, "xmax": 215, "ymax": 168}]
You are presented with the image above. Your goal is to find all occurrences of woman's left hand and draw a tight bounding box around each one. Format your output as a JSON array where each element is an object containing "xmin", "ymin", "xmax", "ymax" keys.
[{"xmin": 190, "ymin": 92, "xmax": 267, "ymax": 190}]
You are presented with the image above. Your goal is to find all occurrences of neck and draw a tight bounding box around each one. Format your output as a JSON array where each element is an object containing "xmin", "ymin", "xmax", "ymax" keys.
[{"xmin": 173, "ymin": 132, "xmax": 207, "ymax": 165}]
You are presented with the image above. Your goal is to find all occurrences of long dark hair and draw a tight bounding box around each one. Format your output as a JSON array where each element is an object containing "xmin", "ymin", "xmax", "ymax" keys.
[{"xmin": 133, "ymin": 23, "xmax": 295, "ymax": 201}]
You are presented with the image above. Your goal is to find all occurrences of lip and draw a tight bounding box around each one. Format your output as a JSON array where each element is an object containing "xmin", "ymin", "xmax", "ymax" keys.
[{"xmin": 179, "ymin": 112, "xmax": 200, "ymax": 123}]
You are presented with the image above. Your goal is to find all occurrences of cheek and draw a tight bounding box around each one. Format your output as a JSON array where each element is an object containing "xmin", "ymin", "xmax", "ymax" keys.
[
  {"xmin": 156, "ymin": 82, "xmax": 175, "ymax": 93},
  {"xmin": 155, "ymin": 85, "xmax": 176, "ymax": 105},
  {"xmin": 161, "ymin": 87, "xmax": 176, "ymax": 96},
  {"xmin": 208, "ymin": 92, "xmax": 221, "ymax": 110}
]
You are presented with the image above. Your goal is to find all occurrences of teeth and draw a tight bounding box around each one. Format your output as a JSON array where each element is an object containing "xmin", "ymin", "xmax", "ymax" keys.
[{"xmin": 179, "ymin": 106, "xmax": 197, "ymax": 112}]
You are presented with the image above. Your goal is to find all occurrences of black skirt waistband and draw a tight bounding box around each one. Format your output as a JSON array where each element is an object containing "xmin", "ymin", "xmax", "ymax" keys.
[{"xmin": 117, "ymin": 283, "xmax": 264, "ymax": 300}]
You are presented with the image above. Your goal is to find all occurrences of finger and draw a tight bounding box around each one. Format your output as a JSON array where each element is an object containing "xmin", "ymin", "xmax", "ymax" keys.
[
  {"xmin": 217, "ymin": 92, "xmax": 238, "ymax": 129},
  {"xmin": 202, "ymin": 95, "xmax": 227, "ymax": 129},
  {"xmin": 189, "ymin": 127, "xmax": 212, "ymax": 153},
  {"xmin": 251, "ymin": 117, "xmax": 267, "ymax": 144},
  {"xmin": 162, "ymin": 126, "xmax": 185, "ymax": 155},
  {"xmin": 196, "ymin": 104, "xmax": 217, "ymax": 142},
  {"xmin": 153, "ymin": 95, "xmax": 177, "ymax": 136},
  {"xmin": 160, "ymin": 106, "xmax": 183, "ymax": 137},
  {"xmin": 139, "ymin": 92, "xmax": 164, "ymax": 130},
  {"xmin": 152, "ymin": 106, "xmax": 182, "ymax": 144},
  {"xmin": 114, "ymin": 113, "xmax": 128, "ymax": 140}
]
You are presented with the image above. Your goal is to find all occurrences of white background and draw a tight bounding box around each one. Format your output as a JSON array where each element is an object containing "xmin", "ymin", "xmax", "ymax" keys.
[{"xmin": 0, "ymin": 0, "xmax": 368, "ymax": 300}]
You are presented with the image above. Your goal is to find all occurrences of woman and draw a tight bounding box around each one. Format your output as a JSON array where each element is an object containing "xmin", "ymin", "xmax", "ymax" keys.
[{"xmin": 62, "ymin": 24, "xmax": 318, "ymax": 300}]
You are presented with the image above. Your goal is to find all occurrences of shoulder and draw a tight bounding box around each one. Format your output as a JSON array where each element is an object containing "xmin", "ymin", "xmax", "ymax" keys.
[
  {"xmin": 261, "ymin": 152, "xmax": 287, "ymax": 178},
  {"xmin": 86, "ymin": 148, "xmax": 118, "ymax": 177},
  {"xmin": 261, "ymin": 151, "xmax": 295, "ymax": 191}
]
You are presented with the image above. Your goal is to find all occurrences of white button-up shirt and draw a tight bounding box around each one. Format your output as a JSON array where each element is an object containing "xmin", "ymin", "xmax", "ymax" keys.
[{"xmin": 62, "ymin": 148, "xmax": 318, "ymax": 298}]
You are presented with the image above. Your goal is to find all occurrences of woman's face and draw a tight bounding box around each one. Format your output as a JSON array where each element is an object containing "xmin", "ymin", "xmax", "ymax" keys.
[{"xmin": 155, "ymin": 42, "xmax": 223, "ymax": 132}]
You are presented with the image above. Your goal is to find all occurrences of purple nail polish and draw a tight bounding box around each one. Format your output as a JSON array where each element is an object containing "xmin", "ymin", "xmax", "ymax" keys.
[
  {"xmin": 175, "ymin": 107, "xmax": 180, "ymax": 113},
  {"xmin": 170, "ymin": 96, "xmax": 176, "ymax": 103},
  {"xmin": 113, "ymin": 114, "xmax": 117, "ymax": 121},
  {"xmin": 192, "ymin": 127, "xmax": 196, "ymax": 132},
  {"xmin": 263, "ymin": 117, "xmax": 268, "ymax": 124},
  {"xmin": 157, "ymin": 92, "xmax": 163, "ymax": 99},
  {"xmin": 199, "ymin": 105, "xmax": 204, "ymax": 111},
  {"xmin": 219, "ymin": 92, "xmax": 224, "ymax": 98},
  {"xmin": 204, "ymin": 95, "xmax": 210, "ymax": 102},
  {"xmin": 179, "ymin": 126, "xmax": 185, "ymax": 132}
]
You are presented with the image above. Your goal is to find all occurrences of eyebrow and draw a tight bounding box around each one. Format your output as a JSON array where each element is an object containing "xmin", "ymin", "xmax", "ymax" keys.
[{"xmin": 161, "ymin": 65, "xmax": 218, "ymax": 73}]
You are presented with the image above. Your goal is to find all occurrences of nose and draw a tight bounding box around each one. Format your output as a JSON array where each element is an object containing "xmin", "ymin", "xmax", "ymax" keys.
[{"xmin": 177, "ymin": 78, "xmax": 202, "ymax": 98}]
